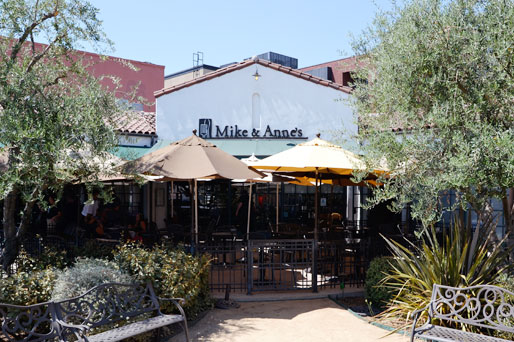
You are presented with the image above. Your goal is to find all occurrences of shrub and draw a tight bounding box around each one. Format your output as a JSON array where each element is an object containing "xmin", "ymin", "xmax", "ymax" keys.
[
  {"xmin": 382, "ymin": 220, "xmax": 512, "ymax": 330},
  {"xmin": 71, "ymin": 239, "xmax": 116, "ymax": 260},
  {"xmin": 0, "ymin": 268, "xmax": 59, "ymax": 305},
  {"xmin": 365, "ymin": 257, "xmax": 395, "ymax": 309},
  {"xmin": 51, "ymin": 258, "xmax": 134, "ymax": 300},
  {"xmin": 0, "ymin": 247, "xmax": 65, "ymax": 305},
  {"xmin": 113, "ymin": 242, "xmax": 212, "ymax": 319},
  {"xmin": 16, "ymin": 247, "xmax": 69, "ymax": 273}
]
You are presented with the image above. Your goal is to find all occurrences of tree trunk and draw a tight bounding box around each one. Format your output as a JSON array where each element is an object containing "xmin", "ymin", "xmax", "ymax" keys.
[
  {"xmin": 1, "ymin": 187, "xmax": 39, "ymax": 272},
  {"xmin": 1, "ymin": 189, "xmax": 18, "ymax": 272},
  {"xmin": 502, "ymin": 188, "xmax": 514, "ymax": 259}
]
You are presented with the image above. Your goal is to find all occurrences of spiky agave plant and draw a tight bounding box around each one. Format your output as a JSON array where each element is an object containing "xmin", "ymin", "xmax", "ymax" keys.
[{"xmin": 379, "ymin": 218, "xmax": 512, "ymax": 330}]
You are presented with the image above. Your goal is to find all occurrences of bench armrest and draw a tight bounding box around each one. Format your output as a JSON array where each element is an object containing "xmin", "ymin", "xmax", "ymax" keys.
[
  {"xmin": 410, "ymin": 304, "xmax": 430, "ymax": 342},
  {"xmin": 157, "ymin": 297, "xmax": 187, "ymax": 319}
]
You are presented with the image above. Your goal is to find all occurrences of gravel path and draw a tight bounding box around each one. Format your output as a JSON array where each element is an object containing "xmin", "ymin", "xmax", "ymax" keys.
[{"xmin": 168, "ymin": 298, "xmax": 410, "ymax": 342}]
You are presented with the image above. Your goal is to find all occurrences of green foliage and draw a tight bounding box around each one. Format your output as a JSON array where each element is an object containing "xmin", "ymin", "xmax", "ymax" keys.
[
  {"xmin": 51, "ymin": 258, "xmax": 134, "ymax": 300},
  {"xmin": 113, "ymin": 242, "xmax": 212, "ymax": 319},
  {"xmin": 365, "ymin": 257, "xmax": 395, "ymax": 309},
  {"xmin": 496, "ymin": 273, "xmax": 514, "ymax": 292},
  {"xmin": 0, "ymin": 267, "xmax": 59, "ymax": 305},
  {"xmin": 71, "ymin": 240, "xmax": 116, "ymax": 260},
  {"xmin": 0, "ymin": 246, "xmax": 66, "ymax": 305},
  {"xmin": 0, "ymin": 0, "xmax": 127, "ymax": 268},
  {"xmin": 351, "ymin": 0, "xmax": 514, "ymax": 228},
  {"xmin": 382, "ymin": 220, "xmax": 512, "ymax": 328},
  {"xmin": 15, "ymin": 246, "xmax": 69, "ymax": 272}
]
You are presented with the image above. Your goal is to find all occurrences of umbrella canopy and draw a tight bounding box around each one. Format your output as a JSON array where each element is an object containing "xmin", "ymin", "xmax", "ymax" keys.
[
  {"xmin": 232, "ymin": 153, "xmax": 296, "ymax": 183},
  {"xmin": 122, "ymin": 133, "xmax": 262, "ymax": 180},
  {"xmin": 121, "ymin": 131, "xmax": 263, "ymax": 246},
  {"xmin": 254, "ymin": 135, "xmax": 386, "ymax": 176}
]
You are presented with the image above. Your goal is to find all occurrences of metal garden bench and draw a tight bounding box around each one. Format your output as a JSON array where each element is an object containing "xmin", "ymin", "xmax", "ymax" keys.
[
  {"xmin": 0, "ymin": 282, "xmax": 190, "ymax": 342},
  {"xmin": 410, "ymin": 284, "xmax": 514, "ymax": 342},
  {"xmin": 0, "ymin": 300, "xmax": 61, "ymax": 341}
]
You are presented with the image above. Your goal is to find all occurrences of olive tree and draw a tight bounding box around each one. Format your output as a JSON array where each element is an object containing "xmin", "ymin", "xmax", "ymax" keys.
[
  {"xmin": 351, "ymin": 0, "xmax": 514, "ymax": 233},
  {"xmin": 0, "ymin": 0, "xmax": 123, "ymax": 269}
]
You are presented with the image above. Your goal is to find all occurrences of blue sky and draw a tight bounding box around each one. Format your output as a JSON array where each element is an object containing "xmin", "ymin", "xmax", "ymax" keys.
[{"xmin": 87, "ymin": 0, "xmax": 391, "ymax": 75}]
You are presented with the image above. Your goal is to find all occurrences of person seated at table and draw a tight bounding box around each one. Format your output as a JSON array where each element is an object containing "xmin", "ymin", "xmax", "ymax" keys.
[
  {"xmin": 100, "ymin": 197, "xmax": 122, "ymax": 227},
  {"xmin": 127, "ymin": 213, "xmax": 146, "ymax": 242},
  {"xmin": 84, "ymin": 212, "xmax": 105, "ymax": 238},
  {"xmin": 46, "ymin": 195, "xmax": 64, "ymax": 236},
  {"xmin": 329, "ymin": 212, "xmax": 343, "ymax": 227}
]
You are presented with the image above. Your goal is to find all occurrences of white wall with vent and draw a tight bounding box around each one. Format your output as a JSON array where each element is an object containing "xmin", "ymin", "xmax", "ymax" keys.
[{"xmin": 156, "ymin": 63, "xmax": 357, "ymax": 145}]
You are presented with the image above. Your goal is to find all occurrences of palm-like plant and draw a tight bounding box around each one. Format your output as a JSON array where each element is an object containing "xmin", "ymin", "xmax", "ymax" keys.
[{"xmin": 380, "ymin": 218, "xmax": 512, "ymax": 329}]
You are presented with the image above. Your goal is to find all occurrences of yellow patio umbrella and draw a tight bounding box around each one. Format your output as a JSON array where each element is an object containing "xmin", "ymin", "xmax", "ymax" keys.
[
  {"xmin": 254, "ymin": 134, "xmax": 385, "ymax": 292},
  {"xmin": 121, "ymin": 130, "xmax": 264, "ymax": 245},
  {"xmin": 254, "ymin": 134, "xmax": 385, "ymax": 241}
]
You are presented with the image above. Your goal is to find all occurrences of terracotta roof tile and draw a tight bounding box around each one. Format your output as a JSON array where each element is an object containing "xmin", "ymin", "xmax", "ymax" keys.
[
  {"xmin": 154, "ymin": 58, "xmax": 352, "ymax": 98},
  {"xmin": 115, "ymin": 111, "xmax": 156, "ymax": 135}
]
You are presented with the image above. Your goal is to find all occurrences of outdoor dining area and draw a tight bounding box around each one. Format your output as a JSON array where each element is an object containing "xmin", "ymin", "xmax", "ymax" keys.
[
  {"xmin": 12, "ymin": 130, "xmax": 403, "ymax": 294},
  {"xmin": 115, "ymin": 130, "xmax": 394, "ymax": 294}
]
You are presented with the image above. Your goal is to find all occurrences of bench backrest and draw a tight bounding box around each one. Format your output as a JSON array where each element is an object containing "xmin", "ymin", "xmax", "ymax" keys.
[
  {"xmin": 430, "ymin": 284, "xmax": 514, "ymax": 333},
  {"xmin": 53, "ymin": 282, "xmax": 160, "ymax": 331},
  {"xmin": 0, "ymin": 301, "xmax": 60, "ymax": 342}
]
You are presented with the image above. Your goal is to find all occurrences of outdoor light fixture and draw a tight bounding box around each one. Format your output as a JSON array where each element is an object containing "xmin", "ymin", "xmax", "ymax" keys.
[{"xmin": 252, "ymin": 66, "xmax": 261, "ymax": 80}]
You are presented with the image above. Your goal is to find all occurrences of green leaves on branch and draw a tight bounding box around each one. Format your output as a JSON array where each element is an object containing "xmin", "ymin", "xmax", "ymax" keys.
[{"xmin": 351, "ymin": 0, "xmax": 514, "ymax": 227}]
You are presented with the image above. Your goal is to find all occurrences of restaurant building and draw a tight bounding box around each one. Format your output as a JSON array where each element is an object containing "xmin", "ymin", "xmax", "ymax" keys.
[{"xmin": 150, "ymin": 53, "xmax": 401, "ymax": 244}]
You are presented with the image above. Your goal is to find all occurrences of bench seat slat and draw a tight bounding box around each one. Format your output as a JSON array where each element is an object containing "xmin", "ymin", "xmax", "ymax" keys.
[
  {"xmin": 414, "ymin": 324, "xmax": 512, "ymax": 342},
  {"xmin": 84, "ymin": 314, "xmax": 184, "ymax": 342}
]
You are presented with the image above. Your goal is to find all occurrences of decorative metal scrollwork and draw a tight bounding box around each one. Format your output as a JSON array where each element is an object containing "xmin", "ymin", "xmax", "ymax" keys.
[
  {"xmin": 54, "ymin": 282, "xmax": 159, "ymax": 330},
  {"xmin": 431, "ymin": 284, "xmax": 514, "ymax": 332},
  {"xmin": 0, "ymin": 302, "xmax": 59, "ymax": 342}
]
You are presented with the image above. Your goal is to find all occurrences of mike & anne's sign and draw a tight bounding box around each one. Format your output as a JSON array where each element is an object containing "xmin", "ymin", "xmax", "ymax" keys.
[{"xmin": 198, "ymin": 118, "xmax": 306, "ymax": 139}]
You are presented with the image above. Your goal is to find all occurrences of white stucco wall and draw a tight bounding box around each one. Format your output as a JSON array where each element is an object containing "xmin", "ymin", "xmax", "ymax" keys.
[{"xmin": 155, "ymin": 63, "xmax": 357, "ymax": 143}]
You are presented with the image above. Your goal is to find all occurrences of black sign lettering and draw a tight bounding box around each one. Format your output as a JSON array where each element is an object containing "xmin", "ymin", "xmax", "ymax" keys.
[
  {"xmin": 216, "ymin": 125, "xmax": 228, "ymax": 137},
  {"xmin": 206, "ymin": 120, "xmax": 305, "ymax": 139},
  {"xmin": 264, "ymin": 125, "xmax": 274, "ymax": 137}
]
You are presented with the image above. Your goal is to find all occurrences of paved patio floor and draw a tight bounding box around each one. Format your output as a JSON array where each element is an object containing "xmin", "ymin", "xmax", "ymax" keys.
[{"xmin": 168, "ymin": 298, "xmax": 411, "ymax": 342}]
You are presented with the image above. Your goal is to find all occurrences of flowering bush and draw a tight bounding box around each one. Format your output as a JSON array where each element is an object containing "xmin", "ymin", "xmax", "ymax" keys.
[{"xmin": 0, "ymin": 267, "xmax": 59, "ymax": 305}]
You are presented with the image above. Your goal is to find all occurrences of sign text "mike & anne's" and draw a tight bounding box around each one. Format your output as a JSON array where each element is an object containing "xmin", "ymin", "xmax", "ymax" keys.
[{"xmin": 215, "ymin": 125, "xmax": 303, "ymax": 138}]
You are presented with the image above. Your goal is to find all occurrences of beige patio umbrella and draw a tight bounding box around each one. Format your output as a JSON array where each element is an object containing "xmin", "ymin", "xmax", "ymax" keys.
[{"xmin": 121, "ymin": 130, "xmax": 263, "ymax": 244}]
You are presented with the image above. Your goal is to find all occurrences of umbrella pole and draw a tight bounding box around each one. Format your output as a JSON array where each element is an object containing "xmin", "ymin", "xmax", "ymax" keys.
[
  {"xmin": 195, "ymin": 179, "xmax": 199, "ymax": 246},
  {"xmin": 314, "ymin": 168, "xmax": 319, "ymax": 242},
  {"xmin": 190, "ymin": 180, "xmax": 194, "ymax": 248},
  {"xmin": 313, "ymin": 168, "xmax": 319, "ymax": 293},
  {"xmin": 171, "ymin": 181, "xmax": 174, "ymax": 219},
  {"xmin": 276, "ymin": 183, "xmax": 279, "ymax": 233},
  {"xmin": 247, "ymin": 182, "xmax": 252, "ymax": 240}
]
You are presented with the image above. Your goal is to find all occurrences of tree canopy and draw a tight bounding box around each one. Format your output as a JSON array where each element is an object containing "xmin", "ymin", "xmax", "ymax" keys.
[
  {"xmin": 351, "ymin": 0, "xmax": 514, "ymax": 230},
  {"xmin": 0, "ymin": 0, "xmax": 123, "ymax": 269}
]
